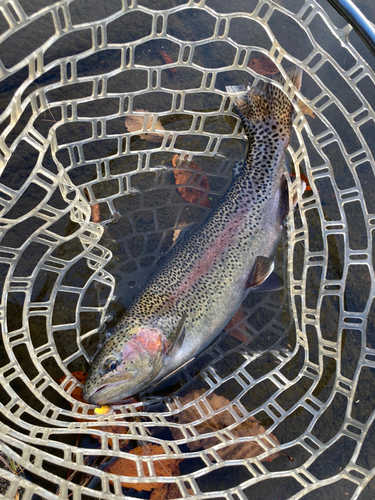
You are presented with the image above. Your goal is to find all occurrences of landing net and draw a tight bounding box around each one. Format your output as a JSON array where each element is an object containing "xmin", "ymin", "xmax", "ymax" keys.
[{"xmin": 0, "ymin": 0, "xmax": 374, "ymax": 499}]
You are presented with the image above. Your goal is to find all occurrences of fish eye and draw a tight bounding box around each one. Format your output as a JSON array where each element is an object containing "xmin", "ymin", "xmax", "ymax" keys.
[{"xmin": 103, "ymin": 356, "xmax": 119, "ymax": 372}]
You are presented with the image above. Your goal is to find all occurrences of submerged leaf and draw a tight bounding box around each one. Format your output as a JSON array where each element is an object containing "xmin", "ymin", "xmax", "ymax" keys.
[
  {"xmin": 91, "ymin": 424, "xmax": 129, "ymax": 447},
  {"xmin": 247, "ymin": 55, "xmax": 279, "ymax": 75},
  {"xmin": 58, "ymin": 371, "xmax": 88, "ymax": 403},
  {"xmin": 171, "ymin": 390, "xmax": 280, "ymax": 461},
  {"xmin": 290, "ymin": 172, "xmax": 312, "ymax": 191},
  {"xmin": 297, "ymin": 99, "xmax": 315, "ymax": 118},
  {"xmin": 150, "ymin": 483, "xmax": 182, "ymax": 500},
  {"xmin": 224, "ymin": 309, "xmax": 248, "ymax": 343},
  {"xmin": 172, "ymin": 220, "xmax": 188, "ymax": 244},
  {"xmin": 105, "ymin": 444, "xmax": 182, "ymax": 491},
  {"xmin": 125, "ymin": 108, "xmax": 171, "ymax": 142},
  {"xmin": 172, "ymin": 154, "xmax": 211, "ymax": 208},
  {"xmin": 157, "ymin": 50, "xmax": 177, "ymax": 74},
  {"xmin": 90, "ymin": 203, "xmax": 101, "ymax": 223},
  {"xmin": 83, "ymin": 188, "xmax": 101, "ymax": 223}
]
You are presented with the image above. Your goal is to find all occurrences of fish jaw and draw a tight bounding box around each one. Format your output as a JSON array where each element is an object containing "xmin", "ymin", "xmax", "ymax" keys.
[{"xmin": 83, "ymin": 327, "xmax": 168, "ymax": 405}]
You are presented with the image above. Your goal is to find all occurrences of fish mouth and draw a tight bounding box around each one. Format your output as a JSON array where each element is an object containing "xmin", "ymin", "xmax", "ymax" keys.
[{"xmin": 87, "ymin": 370, "xmax": 138, "ymax": 405}]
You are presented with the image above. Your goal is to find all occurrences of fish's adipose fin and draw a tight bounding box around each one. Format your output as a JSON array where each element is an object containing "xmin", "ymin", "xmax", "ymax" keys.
[
  {"xmin": 247, "ymin": 256, "xmax": 275, "ymax": 288},
  {"xmin": 166, "ymin": 313, "xmax": 187, "ymax": 356}
]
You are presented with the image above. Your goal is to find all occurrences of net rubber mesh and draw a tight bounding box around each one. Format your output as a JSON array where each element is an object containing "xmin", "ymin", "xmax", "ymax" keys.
[{"xmin": 0, "ymin": 0, "xmax": 374, "ymax": 498}]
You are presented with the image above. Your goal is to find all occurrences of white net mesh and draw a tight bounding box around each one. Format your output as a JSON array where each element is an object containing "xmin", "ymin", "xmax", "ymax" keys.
[{"xmin": 0, "ymin": 0, "xmax": 374, "ymax": 498}]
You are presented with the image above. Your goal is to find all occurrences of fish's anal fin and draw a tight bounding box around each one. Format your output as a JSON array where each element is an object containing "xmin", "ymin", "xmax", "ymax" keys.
[
  {"xmin": 165, "ymin": 313, "xmax": 187, "ymax": 357},
  {"xmin": 247, "ymin": 256, "xmax": 275, "ymax": 289}
]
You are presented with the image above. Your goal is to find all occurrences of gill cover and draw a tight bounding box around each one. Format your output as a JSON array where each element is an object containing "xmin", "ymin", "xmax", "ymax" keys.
[{"xmin": 83, "ymin": 316, "xmax": 187, "ymax": 405}]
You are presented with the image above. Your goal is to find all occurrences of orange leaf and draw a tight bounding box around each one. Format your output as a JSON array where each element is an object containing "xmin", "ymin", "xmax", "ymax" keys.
[
  {"xmin": 224, "ymin": 310, "xmax": 248, "ymax": 343},
  {"xmin": 297, "ymin": 99, "xmax": 315, "ymax": 119},
  {"xmin": 290, "ymin": 172, "xmax": 312, "ymax": 191},
  {"xmin": 172, "ymin": 154, "xmax": 211, "ymax": 208},
  {"xmin": 105, "ymin": 444, "xmax": 182, "ymax": 491},
  {"xmin": 171, "ymin": 390, "xmax": 280, "ymax": 461},
  {"xmin": 91, "ymin": 424, "xmax": 129, "ymax": 447},
  {"xmin": 157, "ymin": 50, "xmax": 177, "ymax": 74},
  {"xmin": 58, "ymin": 371, "xmax": 88, "ymax": 403},
  {"xmin": 150, "ymin": 483, "xmax": 182, "ymax": 500},
  {"xmin": 125, "ymin": 108, "xmax": 172, "ymax": 143},
  {"xmin": 90, "ymin": 203, "xmax": 100, "ymax": 223}
]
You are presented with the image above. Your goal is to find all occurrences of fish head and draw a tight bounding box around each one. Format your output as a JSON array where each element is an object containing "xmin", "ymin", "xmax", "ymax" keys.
[{"xmin": 82, "ymin": 325, "xmax": 168, "ymax": 405}]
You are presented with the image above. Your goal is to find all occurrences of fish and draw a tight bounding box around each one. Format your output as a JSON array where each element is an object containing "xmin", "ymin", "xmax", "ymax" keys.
[
  {"xmin": 157, "ymin": 50, "xmax": 177, "ymax": 74},
  {"xmin": 82, "ymin": 67, "xmax": 303, "ymax": 405}
]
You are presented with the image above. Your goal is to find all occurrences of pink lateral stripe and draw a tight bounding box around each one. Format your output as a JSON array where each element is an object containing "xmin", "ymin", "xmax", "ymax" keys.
[{"xmin": 172, "ymin": 209, "xmax": 248, "ymax": 301}]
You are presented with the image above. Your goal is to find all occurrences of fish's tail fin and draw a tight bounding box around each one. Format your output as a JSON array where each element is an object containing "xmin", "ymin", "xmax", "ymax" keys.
[{"xmin": 230, "ymin": 66, "xmax": 302, "ymax": 136}]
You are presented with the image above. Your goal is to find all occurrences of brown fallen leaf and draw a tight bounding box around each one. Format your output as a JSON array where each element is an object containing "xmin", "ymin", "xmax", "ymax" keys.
[
  {"xmin": 58, "ymin": 372, "xmax": 132, "ymax": 441},
  {"xmin": 172, "ymin": 154, "xmax": 211, "ymax": 208},
  {"xmin": 83, "ymin": 188, "xmax": 101, "ymax": 223},
  {"xmin": 290, "ymin": 172, "xmax": 312, "ymax": 191},
  {"xmin": 157, "ymin": 50, "xmax": 177, "ymax": 74},
  {"xmin": 224, "ymin": 309, "xmax": 248, "ymax": 343},
  {"xmin": 91, "ymin": 424, "xmax": 129, "ymax": 448},
  {"xmin": 247, "ymin": 55, "xmax": 279, "ymax": 75},
  {"xmin": 90, "ymin": 203, "xmax": 100, "ymax": 222},
  {"xmin": 58, "ymin": 370, "xmax": 88, "ymax": 403},
  {"xmin": 171, "ymin": 390, "xmax": 280, "ymax": 461},
  {"xmin": 297, "ymin": 99, "xmax": 315, "ymax": 118},
  {"xmin": 150, "ymin": 483, "xmax": 182, "ymax": 500},
  {"xmin": 125, "ymin": 108, "xmax": 172, "ymax": 143},
  {"xmin": 172, "ymin": 220, "xmax": 188, "ymax": 244},
  {"xmin": 58, "ymin": 371, "xmax": 99, "ymax": 421},
  {"xmin": 105, "ymin": 444, "xmax": 182, "ymax": 491}
]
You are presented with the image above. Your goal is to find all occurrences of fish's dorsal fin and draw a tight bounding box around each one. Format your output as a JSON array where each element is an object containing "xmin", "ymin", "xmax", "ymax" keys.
[
  {"xmin": 166, "ymin": 313, "xmax": 187, "ymax": 357},
  {"xmin": 247, "ymin": 256, "xmax": 275, "ymax": 288}
]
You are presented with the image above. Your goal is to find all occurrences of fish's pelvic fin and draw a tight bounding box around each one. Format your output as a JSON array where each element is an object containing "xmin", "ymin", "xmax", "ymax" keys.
[
  {"xmin": 166, "ymin": 313, "xmax": 187, "ymax": 357},
  {"xmin": 251, "ymin": 271, "xmax": 283, "ymax": 293},
  {"xmin": 247, "ymin": 256, "xmax": 275, "ymax": 289}
]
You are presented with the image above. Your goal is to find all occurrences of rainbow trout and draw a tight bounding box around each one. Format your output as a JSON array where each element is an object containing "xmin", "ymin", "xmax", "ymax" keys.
[{"xmin": 83, "ymin": 67, "xmax": 302, "ymax": 405}]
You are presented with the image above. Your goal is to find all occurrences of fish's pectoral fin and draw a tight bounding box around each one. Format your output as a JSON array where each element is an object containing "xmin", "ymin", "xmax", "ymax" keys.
[
  {"xmin": 165, "ymin": 313, "xmax": 187, "ymax": 357},
  {"xmin": 247, "ymin": 256, "xmax": 275, "ymax": 289}
]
